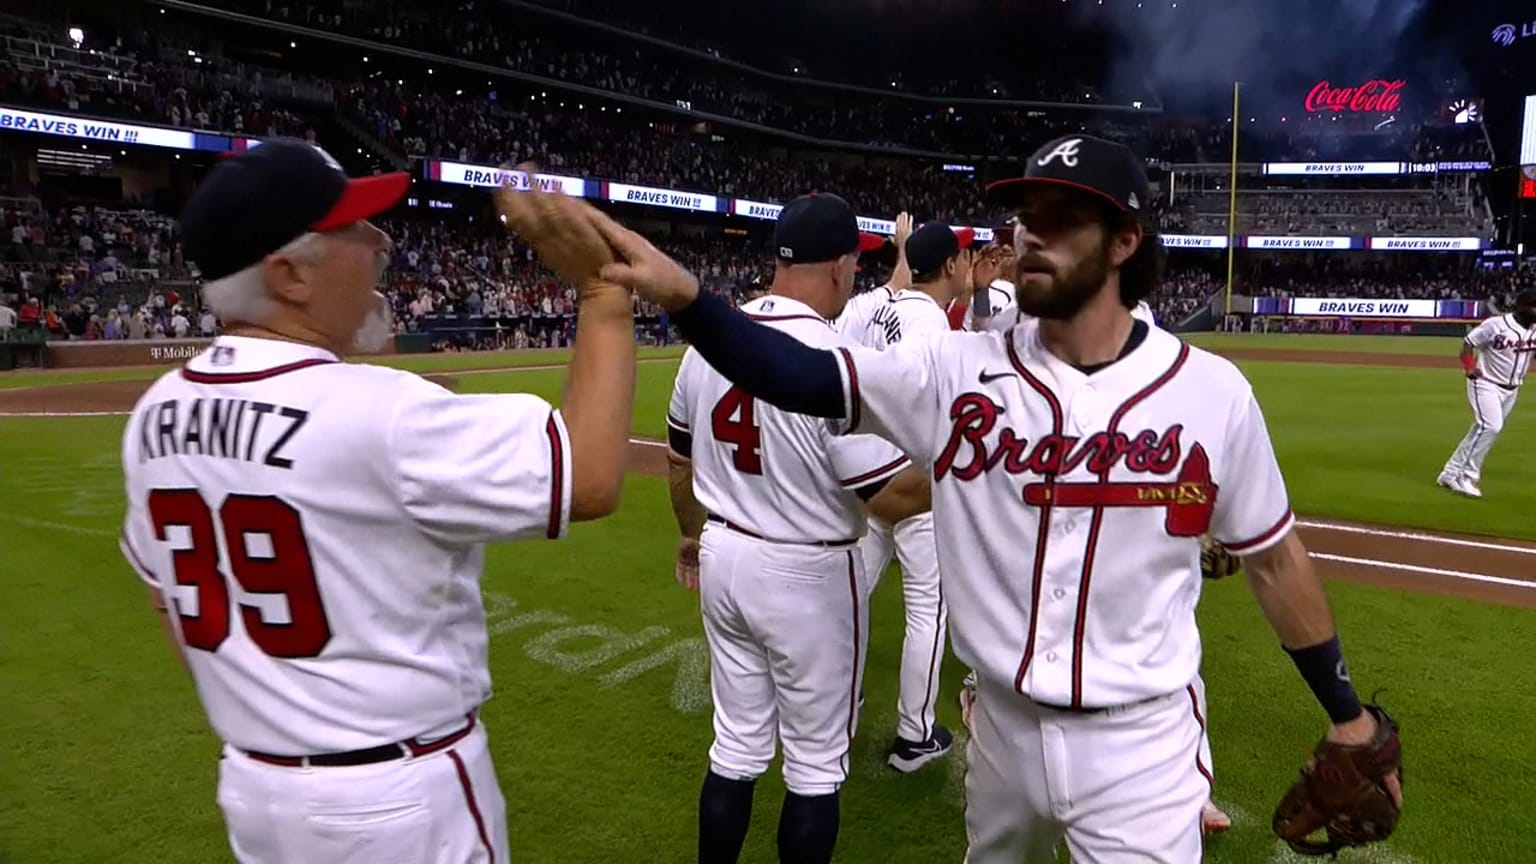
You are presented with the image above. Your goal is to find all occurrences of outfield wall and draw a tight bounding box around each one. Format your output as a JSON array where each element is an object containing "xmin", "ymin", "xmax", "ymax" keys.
[{"xmin": 41, "ymin": 338, "xmax": 398, "ymax": 368}]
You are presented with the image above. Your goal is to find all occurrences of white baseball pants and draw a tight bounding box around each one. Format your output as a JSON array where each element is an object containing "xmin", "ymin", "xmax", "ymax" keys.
[
  {"xmin": 699, "ymin": 523, "xmax": 869, "ymax": 796},
  {"xmin": 857, "ymin": 512, "xmax": 948, "ymax": 743},
  {"xmin": 1444, "ymin": 378, "xmax": 1520, "ymax": 483},
  {"xmin": 962, "ymin": 680, "xmax": 1212, "ymax": 864},
  {"xmin": 216, "ymin": 723, "xmax": 508, "ymax": 864}
]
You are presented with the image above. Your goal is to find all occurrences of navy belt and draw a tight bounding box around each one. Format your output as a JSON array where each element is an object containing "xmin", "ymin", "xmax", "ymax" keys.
[
  {"xmin": 706, "ymin": 515, "xmax": 858, "ymax": 548},
  {"xmin": 241, "ymin": 713, "xmax": 476, "ymax": 768}
]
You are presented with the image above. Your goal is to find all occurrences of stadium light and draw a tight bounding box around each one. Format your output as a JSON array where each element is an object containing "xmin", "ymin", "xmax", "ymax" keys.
[
  {"xmin": 363, "ymin": 56, "xmax": 369, "ymax": 62},
  {"xmin": 456, "ymin": 89, "xmax": 463, "ymax": 95},
  {"xmin": 428, "ymin": 68, "xmax": 434, "ymax": 74},
  {"xmin": 289, "ymin": 41, "xmax": 296, "ymax": 48},
  {"xmin": 67, "ymin": 27, "xmax": 83, "ymax": 46}
]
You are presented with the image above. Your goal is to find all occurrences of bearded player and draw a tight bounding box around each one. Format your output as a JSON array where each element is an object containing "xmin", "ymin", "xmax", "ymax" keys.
[
  {"xmin": 1438, "ymin": 291, "xmax": 1536, "ymax": 498},
  {"xmin": 959, "ymin": 225, "xmax": 1234, "ymax": 834},
  {"xmin": 552, "ymin": 134, "xmax": 1402, "ymax": 863}
]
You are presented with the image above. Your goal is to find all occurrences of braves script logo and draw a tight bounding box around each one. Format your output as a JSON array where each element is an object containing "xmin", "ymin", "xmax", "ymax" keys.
[
  {"xmin": 1304, "ymin": 79, "xmax": 1404, "ymax": 114},
  {"xmin": 933, "ymin": 394, "xmax": 1217, "ymax": 536},
  {"xmin": 1036, "ymin": 138, "xmax": 1082, "ymax": 168}
]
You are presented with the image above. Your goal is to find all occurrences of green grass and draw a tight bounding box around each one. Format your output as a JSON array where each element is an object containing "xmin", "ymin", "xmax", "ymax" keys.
[
  {"xmin": 3, "ymin": 343, "xmax": 1532, "ymax": 863},
  {"xmin": 1186, "ymin": 333, "xmax": 1464, "ymax": 356},
  {"xmin": 1234, "ymin": 360, "xmax": 1536, "ymax": 540}
]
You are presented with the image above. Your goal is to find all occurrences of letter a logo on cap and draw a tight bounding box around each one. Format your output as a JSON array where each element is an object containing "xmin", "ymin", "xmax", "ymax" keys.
[{"xmin": 1037, "ymin": 138, "xmax": 1083, "ymax": 168}]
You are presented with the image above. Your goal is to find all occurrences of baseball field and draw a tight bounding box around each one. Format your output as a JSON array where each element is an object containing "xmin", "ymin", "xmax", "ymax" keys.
[{"xmin": 2, "ymin": 333, "xmax": 1532, "ymax": 864}]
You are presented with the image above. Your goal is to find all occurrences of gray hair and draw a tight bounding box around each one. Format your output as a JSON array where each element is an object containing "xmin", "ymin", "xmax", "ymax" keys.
[{"xmin": 199, "ymin": 232, "xmax": 326, "ymax": 325}]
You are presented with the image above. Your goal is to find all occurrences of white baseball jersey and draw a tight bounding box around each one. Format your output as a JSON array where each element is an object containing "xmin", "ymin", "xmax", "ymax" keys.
[
  {"xmin": 669, "ymin": 295, "xmax": 910, "ymax": 543},
  {"xmin": 826, "ymin": 321, "xmax": 1293, "ymax": 708},
  {"xmin": 864, "ymin": 288, "xmax": 951, "ymax": 351},
  {"xmin": 832, "ymin": 283, "xmax": 896, "ymax": 341},
  {"xmin": 119, "ymin": 335, "xmax": 570, "ymax": 754},
  {"xmin": 963, "ymin": 279, "xmax": 1018, "ymax": 331},
  {"xmin": 1466, "ymin": 314, "xmax": 1536, "ymax": 389}
]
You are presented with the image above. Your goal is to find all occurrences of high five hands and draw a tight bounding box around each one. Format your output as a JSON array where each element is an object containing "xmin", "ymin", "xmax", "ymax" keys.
[{"xmin": 496, "ymin": 170, "xmax": 702, "ymax": 311}]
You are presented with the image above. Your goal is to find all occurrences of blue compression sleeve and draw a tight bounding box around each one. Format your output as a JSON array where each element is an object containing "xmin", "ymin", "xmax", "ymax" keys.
[{"xmin": 670, "ymin": 293, "xmax": 847, "ymax": 419}]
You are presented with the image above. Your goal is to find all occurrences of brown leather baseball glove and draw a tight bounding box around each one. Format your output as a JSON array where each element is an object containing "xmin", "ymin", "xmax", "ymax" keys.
[
  {"xmin": 1200, "ymin": 535, "xmax": 1241, "ymax": 580},
  {"xmin": 1272, "ymin": 704, "xmax": 1403, "ymax": 856}
]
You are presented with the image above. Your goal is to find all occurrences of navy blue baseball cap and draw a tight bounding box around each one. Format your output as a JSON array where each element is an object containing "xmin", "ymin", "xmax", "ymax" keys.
[
  {"xmin": 774, "ymin": 193, "xmax": 886, "ymax": 264},
  {"xmin": 986, "ymin": 134, "xmax": 1150, "ymax": 219},
  {"xmin": 905, "ymin": 224, "xmax": 978, "ymax": 275},
  {"xmin": 180, "ymin": 140, "xmax": 410, "ymax": 281}
]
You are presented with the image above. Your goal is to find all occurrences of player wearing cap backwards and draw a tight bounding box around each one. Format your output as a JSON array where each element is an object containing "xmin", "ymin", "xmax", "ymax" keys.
[
  {"xmin": 842, "ymin": 221, "xmax": 994, "ymax": 771},
  {"xmin": 119, "ymin": 144, "xmax": 636, "ymax": 863},
  {"xmin": 549, "ymin": 133, "xmax": 1400, "ymax": 863},
  {"xmin": 667, "ymin": 193, "xmax": 932, "ymax": 864}
]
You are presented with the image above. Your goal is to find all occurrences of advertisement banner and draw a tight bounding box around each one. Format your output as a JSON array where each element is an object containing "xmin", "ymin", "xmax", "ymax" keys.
[
  {"xmin": 1367, "ymin": 237, "xmax": 1485, "ymax": 252},
  {"xmin": 1245, "ymin": 236, "xmax": 1356, "ymax": 250},
  {"xmin": 1162, "ymin": 234, "xmax": 1229, "ymax": 249},
  {"xmin": 1262, "ymin": 162, "xmax": 1402, "ymax": 176},
  {"xmin": 1303, "ymin": 79, "xmax": 1404, "ymax": 113},
  {"xmin": 1522, "ymin": 95, "xmax": 1536, "ymax": 167},
  {"xmin": 0, "ymin": 104, "xmax": 207, "ymax": 151},
  {"xmin": 732, "ymin": 199, "xmax": 783, "ymax": 221},
  {"xmin": 605, "ymin": 182, "xmax": 722, "ymax": 213},
  {"xmin": 1290, "ymin": 298, "xmax": 1439, "ymax": 318},
  {"xmin": 426, "ymin": 160, "xmax": 587, "ymax": 195}
]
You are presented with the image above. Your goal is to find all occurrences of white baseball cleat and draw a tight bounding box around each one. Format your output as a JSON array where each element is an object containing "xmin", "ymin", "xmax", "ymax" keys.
[
  {"xmin": 1201, "ymin": 800, "xmax": 1232, "ymax": 834},
  {"xmin": 1449, "ymin": 476, "xmax": 1483, "ymax": 498},
  {"xmin": 1436, "ymin": 471, "xmax": 1459, "ymax": 489}
]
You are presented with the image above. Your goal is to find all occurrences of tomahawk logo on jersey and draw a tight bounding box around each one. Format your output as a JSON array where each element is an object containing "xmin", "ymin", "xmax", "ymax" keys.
[{"xmin": 829, "ymin": 322, "xmax": 1293, "ymax": 708}]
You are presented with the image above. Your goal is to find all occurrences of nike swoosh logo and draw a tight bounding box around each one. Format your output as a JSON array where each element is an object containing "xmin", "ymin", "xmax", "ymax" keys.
[{"xmin": 978, "ymin": 370, "xmax": 1018, "ymax": 384}]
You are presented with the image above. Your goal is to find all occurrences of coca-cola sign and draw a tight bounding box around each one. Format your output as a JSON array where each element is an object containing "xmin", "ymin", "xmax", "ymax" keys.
[{"xmin": 1304, "ymin": 79, "xmax": 1405, "ymax": 113}]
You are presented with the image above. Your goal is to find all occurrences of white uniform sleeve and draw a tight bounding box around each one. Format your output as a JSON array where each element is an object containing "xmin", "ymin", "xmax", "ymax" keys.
[
  {"xmin": 828, "ymin": 433, "xmax": 911, "ymax": 491},
  {"xmin": 119, "ymin": 494, "xmax": 162, "ymax": 591},
  {"xmin": 831, "ymin": 333, "xmax": 944, "ymax": 463},
  {"xmin": 1465, "ymin": 319, "xmax": 1496, "ymax": 348},
  {"xmin": 667, "ymin": 349, "xmax": 696, "ymax": 448},
  {"xmin": 897, "ymin": 302, "xmax": 950, "ymax": 340},
  {"xmin": 390, "ymin": 379, "xmax": 573, "ymax": 545},
  {"xmin": 1209, "ymin": 387, "xmax": 1295, "ymax": 555},
  {"xmin": 119, "ymin": 414, "xmax": 161, "ymax": 591}
]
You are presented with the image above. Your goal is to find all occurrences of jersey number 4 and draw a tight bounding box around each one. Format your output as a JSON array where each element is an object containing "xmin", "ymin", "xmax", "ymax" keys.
[
  {"xmin": 148, "ymin": 488, "xmax": 332, "ymax": 658},
  {"xmin": 711, "ymin": 386, "xmax": 763, "ymax": 474}
]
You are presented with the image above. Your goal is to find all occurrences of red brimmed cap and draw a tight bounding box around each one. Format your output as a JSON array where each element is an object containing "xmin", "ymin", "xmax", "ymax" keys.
[
  {"xmin": 774, "ymin": 192, "xmax": 887, "ymax": 264},
  {"xmin": 905, "ymin": 223, "xmax": 979, "ymax": 274},
  {"xmin": 180, "ymin": 140, "xmax": 410, "ymax": 280},
  {"xmin": 985, "ymin": 135, "xmax": 1151, "ymax": 218}
]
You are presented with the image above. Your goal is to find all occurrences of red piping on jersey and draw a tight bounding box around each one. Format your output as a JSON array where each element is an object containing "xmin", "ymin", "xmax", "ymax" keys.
[
  {"xmin": 119, "ymin": 531, "xmax": 158, "ymax": 585},
  {"xmin": 1006, "ymin": 329, "xmax": 1062, "ymax": 697},
  {"xmin": 1069, "ymin": 342, "xmax": 1189, "ymax": 709},
  {"xmin": 449, "ymin": 749, "xmax": 496, "ymax": 864},
  {"xmin": 836, "ymin": 348, "xmax": 862, "ymax": 433},
  {"xmin": 544, "ymin": 414, "xmax": 564, "ymax": 540},
  {"xmin": 840, "ymin": 552, "xmax": 861, "ymax": 783},
  {"xmin": 180, "ymin": 357, "xmax": 336, "ymax": 384},
  {"xmin": 1223, "ymin": 509, "xmax": 1293, "ymax": 554},
  {"xmin": 840, "ymin": 455, "xmax": 910, "ymax": 489},
  {"xmin": 1187, "ymin": 684, "xmax": 1215, "ymax": 790}
]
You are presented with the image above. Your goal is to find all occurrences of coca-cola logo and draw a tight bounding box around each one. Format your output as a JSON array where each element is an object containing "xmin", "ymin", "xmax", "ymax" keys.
[{"xmin": 1304, "ymin": 79, "xmax": 1405, "ymax": 113}]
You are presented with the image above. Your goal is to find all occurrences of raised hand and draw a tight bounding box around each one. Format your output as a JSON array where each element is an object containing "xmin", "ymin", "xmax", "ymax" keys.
[{"xmin": 493, "ymin": 164, "xmax": 616, "ymax": 295}]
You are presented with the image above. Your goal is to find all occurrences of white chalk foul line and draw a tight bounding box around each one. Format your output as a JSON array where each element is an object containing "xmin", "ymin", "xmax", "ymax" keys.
[
  {"xmin": 0, "ymin": 514, "xmax": 114, "ymax": 537},
  {"xmin": 1298, "ymin": 518, "xmax": 1536, "ymax": 556},
  {"xmin": 1312, "ymin": 552, "xmax": 1536, "ymax": 590}
]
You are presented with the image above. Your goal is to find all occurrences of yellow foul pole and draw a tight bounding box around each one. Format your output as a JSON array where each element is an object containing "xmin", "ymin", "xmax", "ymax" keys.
[{"xmin": 1223, "ymin": 81, "xmax": 1241, "ymax": 318}]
